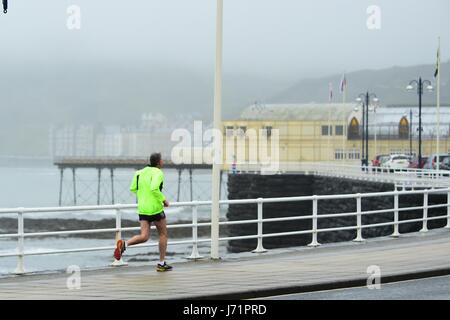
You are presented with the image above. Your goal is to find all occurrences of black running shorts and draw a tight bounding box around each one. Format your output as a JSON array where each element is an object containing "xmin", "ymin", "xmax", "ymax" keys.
[{"xmin": 139, "ymin": 212, "xmax": 166, "ymax": 222}]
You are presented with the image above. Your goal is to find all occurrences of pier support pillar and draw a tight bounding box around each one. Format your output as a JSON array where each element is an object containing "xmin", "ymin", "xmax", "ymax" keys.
[
  {"xmin": 110, "ymin": 168, "xmax": 115, "ymax": 204},
  {"xmin": 219, "ymin": 170, "xmax": 223, "ymax": 200},
  {"xmin": 97, "ymin": 168, "xmax": 102, "ymax": 205},
  {"xmin": 58, "ymin": 168, "xmax": 64, "ymax": 206},
  {"xmin": 177, "ymin": 169, "xmax": 182, "ymax": 202},
  {"xmin": 189, "ymin": 168, "xmax": 193, "ymax": 202},
  {"xmin": 72, "ymin": 168, "xmax": 77, "ymax": 205}
]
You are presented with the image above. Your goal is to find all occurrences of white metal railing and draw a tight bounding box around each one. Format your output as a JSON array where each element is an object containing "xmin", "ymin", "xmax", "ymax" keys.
[
  {"xmin": 1, "ymin": 187, "xmax": 450, "ymax": 275},
  {"xmin": 234, "ymin": 162, "xmax": 450, "ymax": 188}
]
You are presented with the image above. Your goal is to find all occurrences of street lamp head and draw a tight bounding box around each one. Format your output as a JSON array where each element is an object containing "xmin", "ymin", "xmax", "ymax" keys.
[
  {"xmin": 372, "ymin": 97, "xmax": 379, "ymax": 103},
  {"xmin": 406, "ymin": 85, "xmax": 414, "ymax": 91},
  {"xmin": 426, "ymin": 85, "xmax": 434, "ymax": 92},
  {"xmin": 356, "ymin": 97, "xmax": 362, "ymax": 103}
]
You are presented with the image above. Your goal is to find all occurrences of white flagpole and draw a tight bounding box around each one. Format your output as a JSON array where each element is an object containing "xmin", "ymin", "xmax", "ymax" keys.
[
  {"xmin": 328, "ymin": 83, "xmax": 332, "ymax": 161},
  {"xmin": 211, "ymin": 0, "xmax": 223, "ymax": 260},
  {"xmin": 436, "ymin": 37, "xmax": 441, "ymax": 172},
  {"xmin": 342, "ymin": 75, "xmax": 346, "ymax": 162},
  {"xmin": 374, "ymin": 106, "xmax": 377, "ymax": 158}
]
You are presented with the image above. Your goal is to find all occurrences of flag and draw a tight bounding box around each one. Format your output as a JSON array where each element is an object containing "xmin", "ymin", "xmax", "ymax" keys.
[
  {"xmin": 340, "ymin": 73, "xmax": 347, "ymax": 93},
  {"xmin": 329, "ymin": 82, "xmax": 333, "ymax": 102},
  {"xmin": 434, "ymin": 44, "xmax": 440, "ymax": 78},
  {"xmin": 436, "ymin": 37, "xmax": 441, "ymax": 169}
]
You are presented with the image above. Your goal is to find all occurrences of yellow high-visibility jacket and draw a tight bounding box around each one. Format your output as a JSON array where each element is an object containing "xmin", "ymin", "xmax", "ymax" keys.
[{"xmin": 130, "ymin": 166, "xmax": 165, "ymax": 215}]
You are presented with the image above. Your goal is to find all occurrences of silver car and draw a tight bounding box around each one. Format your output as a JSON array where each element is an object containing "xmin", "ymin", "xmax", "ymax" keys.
[{"xmin": 382, "ymin": 154, "xmax": 410, "ymax": 170}]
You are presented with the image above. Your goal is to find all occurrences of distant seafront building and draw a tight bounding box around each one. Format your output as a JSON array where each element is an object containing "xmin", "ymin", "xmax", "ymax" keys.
[
  {"xmin": 222, "ymin": 102, "xmax": 450, "ymax": 164},
  {"xmin": 50, "ymin": 113, "xmax": 201, "ymax": 158}
]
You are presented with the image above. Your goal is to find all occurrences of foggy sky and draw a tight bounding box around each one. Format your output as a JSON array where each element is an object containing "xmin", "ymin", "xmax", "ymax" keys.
[{"xmin": 0, "ymin": 0, "xmax": 448, "ymax": 81}]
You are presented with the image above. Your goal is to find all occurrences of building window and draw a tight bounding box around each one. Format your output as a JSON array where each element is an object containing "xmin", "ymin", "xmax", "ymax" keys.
[
  {"xmin": 322, "ymin": 125, "xmax": 331, "ymax": 136},
  {"xmin": 348, "ymin": 117, "xmax": 360, "ymax": 139},
  {"xmin": 348, "ymin": 149, "xmax": 361, "ymax": 160},
  {"xmin": 335, "ymin": 149, "xmax": 346, "ymax": 160},
  {"xmin": 390, "ymin": 149, "xmax": 410, "ymax": 155},
  {"xmin": 236, "ymin": 126, "xmax": 247, "ymax": 137},
  {"xmin": 335, "ymin": 125, "xmax": 344, "ymax": 136},
  {"xmin": 225, "ymin": 126, "xmax": 234, "ymax": 137},
  {"xmin": 262, "ymin": 126, "xmax": 272, "ymax": 137},
  {"xmin": 399, "ymin": 117, "xmax": 409, "ymax": 139}
]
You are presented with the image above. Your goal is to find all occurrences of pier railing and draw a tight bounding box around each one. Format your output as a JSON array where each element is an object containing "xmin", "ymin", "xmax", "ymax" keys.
[
  {"xmin": 236, "ymin": 162, "xmax": 450, "ymax": 188},
  {"xmin": 1, "ymin": 187, "xmax": 450, "ymax": 274}
]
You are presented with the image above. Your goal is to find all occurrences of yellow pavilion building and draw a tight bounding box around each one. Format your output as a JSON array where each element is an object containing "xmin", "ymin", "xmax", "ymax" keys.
[{"xmin": 222, "ymin": 102, "xmax": 450, "ymax": 166}]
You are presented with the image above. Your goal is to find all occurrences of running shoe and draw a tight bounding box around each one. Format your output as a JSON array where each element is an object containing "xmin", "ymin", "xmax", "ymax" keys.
[
  {"xmin": 156, "ymin": 262, "xmax": 173, "ymax": 272},
  {"xmin": 114, "ymin": 239, "xmax": 126, "ymax": 260}
]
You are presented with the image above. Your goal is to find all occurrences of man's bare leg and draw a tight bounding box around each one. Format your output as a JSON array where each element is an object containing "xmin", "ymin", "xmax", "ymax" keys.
[
  {"xmin": 114, "ymin": 220, "xmax": 150, "ymax": 260},
  {"xmin": 127, "ymin": 220, "xmax": 150, "ymax": 246},
  {"xmin": 154, "ymin": 218, "xmax": 168, "ymax": 263}
]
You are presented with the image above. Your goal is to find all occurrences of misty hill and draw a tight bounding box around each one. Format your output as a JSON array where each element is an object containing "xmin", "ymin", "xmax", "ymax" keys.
[
  {"xmin": 0, "ymin": 62, "xmax": 288, "ymax": 156},
  {"xmin": 0, "ymin": 62, "xmax": 287, "ymax": 124},
  {"xmin": 269, "ymin": 61, "xmax": 450, "ymax": 106}
]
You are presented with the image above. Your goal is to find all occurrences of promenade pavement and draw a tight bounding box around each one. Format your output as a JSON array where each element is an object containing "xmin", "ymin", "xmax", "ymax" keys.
[{"xmin": 1, "ymin": 229, "xmax": 450, "ymax": 300}]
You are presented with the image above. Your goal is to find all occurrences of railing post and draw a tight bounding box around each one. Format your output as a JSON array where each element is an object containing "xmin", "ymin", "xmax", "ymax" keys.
[
  {"xmin": 446, "ymin": 190, "xmax": 450, "ymax": 229},
  {"xmin": 252, "ymin": 198, "xmax": 267, "ymax": 253},
  {"xmin": 353, "ymin": 194, "xmax": 365, "ymax": 242},
  {"xmin": 14, "ymin": 209, "xmax": 25, "ymax": 275},
  {"xmin": 308, "ymin": 196, "xmax": 321, "ymax": 247},
  {"xmin": 188, "ymin": 202, "xmax": 204, "ymax": 259},
  {"xmin": 111, "ymin": 206, "xmax": 127, "ymax": 266},
  {"xmin": 392, "ymin": 189, "xmax": 400, "ymax": 237},
  {"xmin": 420, "ymin": 190, "xmax": 429, "ymax": 233}
]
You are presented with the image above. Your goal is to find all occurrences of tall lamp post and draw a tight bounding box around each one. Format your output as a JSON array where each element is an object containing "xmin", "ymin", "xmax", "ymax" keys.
[
  {"xmin": 404, "ymin": 110, "xmax": 418, "ymax": 159},
  {"xmin": 407, "ymin": 78, "xmax": 434, "ymax": 169},
  {"xmin": 371, "ymin": 105, "xmax": 378, "ymax": 158},
  {"xmin": 356, "ymin": 92, "xmax": 378, "ymax": 167},
  {"xmin": 408, "ymin": 109, "xmax": 413, "ymax": 156},
  {"xmin": 211, "ymin": 0, "xmax": 223, "ymax": 260}
]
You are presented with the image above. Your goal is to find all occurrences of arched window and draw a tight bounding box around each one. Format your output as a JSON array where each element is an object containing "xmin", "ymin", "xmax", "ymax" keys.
[
  {"xmin": 348, "ymin": 117, "xmax": 360, "ymax": 140},
  {"xmin": 399, "ymin": 117, "xmax": 409, "ymax": 139}
]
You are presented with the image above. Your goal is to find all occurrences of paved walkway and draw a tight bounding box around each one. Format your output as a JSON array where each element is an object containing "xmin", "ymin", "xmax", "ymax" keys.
[
  {"xmin": 1, "ymin": 229, "xmax": 450, "ymax": 300},
  {"xmin": 262, "ymin": 275, "xmax": 450, "ymax": 300}
]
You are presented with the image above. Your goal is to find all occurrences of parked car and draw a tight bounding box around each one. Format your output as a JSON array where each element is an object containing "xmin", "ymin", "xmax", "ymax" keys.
[
  {"xmin": 372, "ymin": 154, "xmax": 389, "ymax": 167},
  {"xmin": 409, "ymin": 156, "xmax": 429, "ymax": 169},
  {"xmin": 381, "ymin": 154, "xmax": 410, "ymax": 170},
  {"xmin": 441, "ymin": 157, "xmax": 450, "ymax": 170},
  {"xmin": 372, "ymin": 154, "xmax": 390, "ymax": 172},
  {"xmin": 423, "ymin": 154, "xmax": 450, "ymax": 170},
  {"xmin": 380, "ymin": 155, "xmax": 391, "ymax": 168}
]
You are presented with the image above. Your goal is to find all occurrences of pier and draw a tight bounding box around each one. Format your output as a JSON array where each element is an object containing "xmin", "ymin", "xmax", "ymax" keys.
[{"xmin": 54, "ymin": 157, "xmax": 223, "ymax": 206}]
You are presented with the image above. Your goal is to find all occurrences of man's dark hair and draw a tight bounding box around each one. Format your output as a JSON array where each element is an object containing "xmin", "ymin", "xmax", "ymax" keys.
[{"xmin": 149, "ymin": 153, "xmax": 162, "ymax": 167}]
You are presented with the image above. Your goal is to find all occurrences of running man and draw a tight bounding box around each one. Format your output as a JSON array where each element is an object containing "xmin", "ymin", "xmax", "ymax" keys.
[{"xmin": 114, "ymin": 153, "xmax": 173, "ymax": 272}]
